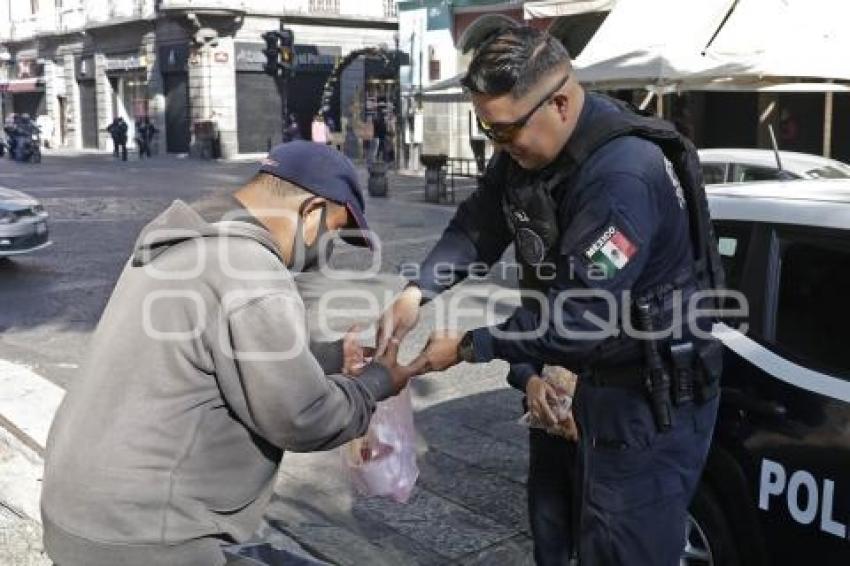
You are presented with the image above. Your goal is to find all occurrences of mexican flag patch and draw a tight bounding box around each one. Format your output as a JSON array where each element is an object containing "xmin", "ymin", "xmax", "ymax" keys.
[{"xmin": 584, "ymin": 225, "xmax": 638, "ymax": 278}]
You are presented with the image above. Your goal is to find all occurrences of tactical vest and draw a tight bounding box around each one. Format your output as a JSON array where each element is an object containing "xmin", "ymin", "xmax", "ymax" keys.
[
  {"xmin": 500, "ymin": 95, "xmax": 722, "ymax": 291},
  {"xmin": 499, "ymin": 95, "xmax": 725, "ymax": 366}
]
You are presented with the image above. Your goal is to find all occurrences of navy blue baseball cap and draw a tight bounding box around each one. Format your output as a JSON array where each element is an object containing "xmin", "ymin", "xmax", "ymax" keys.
[{"xmin": 259, "ymin": 141, "xmax": 374, "ymax": 249}]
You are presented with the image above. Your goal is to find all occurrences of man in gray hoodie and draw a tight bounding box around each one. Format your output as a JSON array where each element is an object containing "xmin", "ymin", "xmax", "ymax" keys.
[{"xmin": 42, "ymin": 142, "xmax": 416, "ymax": 566}]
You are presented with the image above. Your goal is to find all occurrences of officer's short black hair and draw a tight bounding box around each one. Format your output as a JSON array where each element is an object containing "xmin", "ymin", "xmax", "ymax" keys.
[{"xmin": 462, "ymin": 26, "xmax": 571, "ymax": 98}]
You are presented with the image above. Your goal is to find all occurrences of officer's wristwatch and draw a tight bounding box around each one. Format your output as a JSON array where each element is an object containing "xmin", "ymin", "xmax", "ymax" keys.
[{"xmin": 457, "ymin": 331, "xmax": 476, "ymax": 364}]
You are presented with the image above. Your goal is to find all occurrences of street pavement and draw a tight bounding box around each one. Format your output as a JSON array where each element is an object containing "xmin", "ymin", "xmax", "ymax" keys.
[{"xmin": 0, "ymin": 150, "xmax": 534, "ymax": 564}]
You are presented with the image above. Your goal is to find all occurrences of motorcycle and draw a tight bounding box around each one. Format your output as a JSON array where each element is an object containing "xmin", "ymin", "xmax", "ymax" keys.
[{"xmin": 9, "ymin": 125, "xmax": 41, "ymax": 163}]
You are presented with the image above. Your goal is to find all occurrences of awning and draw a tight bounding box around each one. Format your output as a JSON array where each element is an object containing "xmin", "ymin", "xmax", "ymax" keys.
[
  {"xmin": 574, "ymin": 0, "xmax": 850, "ymax": 90},
  {"xmin": 524, "ymin": 0, "xmax": 616, "ymax": 19},
  {"xmin": 0, "ymin": 79, "xmax": 45, "ymax": 93},
  {"xmin": 697, "ymin": 80, "xmax": 850, "ymax": 93},
  {"xmin": 422, "ymin": 73, "xmax": 465, "ymax": 93}
]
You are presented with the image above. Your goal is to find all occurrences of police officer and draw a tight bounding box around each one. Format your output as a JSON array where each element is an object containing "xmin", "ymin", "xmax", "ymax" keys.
[
  {"xmin": 135, "ymin": 116, "xmax": 158, "ymax": 159},
  {"xmin": 377, "ymin": 26, "xmax": 724, "ymax": 566},
  {"xmin": 106, "ymin": 116, "xmax": 129, "ymax": 161}
]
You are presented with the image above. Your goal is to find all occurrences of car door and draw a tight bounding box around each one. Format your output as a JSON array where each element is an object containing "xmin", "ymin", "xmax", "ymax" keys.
[{"xmin": 717, "ymin": 222, "xmax": 850, "ymax": 565}]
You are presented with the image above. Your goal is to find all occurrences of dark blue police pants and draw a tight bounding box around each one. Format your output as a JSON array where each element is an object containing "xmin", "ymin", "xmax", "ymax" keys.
[
  {"xmin": 527, "ymin": 383, "xmax": 718, "ymax": 566},
  {"xmin": 528, "ymin": 427, "xmax": 578, "ymax": 565}
]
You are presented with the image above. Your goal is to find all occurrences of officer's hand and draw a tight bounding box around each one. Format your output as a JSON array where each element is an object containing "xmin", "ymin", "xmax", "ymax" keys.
[
  {"xmin": 373, "ymin": 334, "xmax": 416, "ymax": 394},
  {"xmin": 375, "ymin": 285, "xmax": 422, "ymax": 357},
  {"xmin": 550, "ymin": 412, "xmax": 579, "ymax": 442},
  {"xmin": 526, "ymin": 376, "xmax": 559, "ymax": 428},
  {"xmin": 342, "ymin": 325, "xmax": 375, "ymax": 377},
  {"xmin": 407, "ymin": 329, "xmax": 462, "ymax": 375}
]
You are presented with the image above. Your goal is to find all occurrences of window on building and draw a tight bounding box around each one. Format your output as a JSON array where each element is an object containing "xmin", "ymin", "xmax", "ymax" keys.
[
  {"xmin": 428, "ymin": 46, "xmax": 440, "ymax": 82},
  {"xmin": 774, "ymin": 236, "xmax": 850, "ymax": 378},
  {"xmin": 309, "ymin": 0, "xmax": 339, "ymax": 14},
  {"xmin": 384, "ymin": 0, "xmax": 397, "ymax": 18}
]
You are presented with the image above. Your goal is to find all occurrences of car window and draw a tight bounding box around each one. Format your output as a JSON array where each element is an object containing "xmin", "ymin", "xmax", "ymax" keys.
[
  {"xmin": 774, "ymin": 236, "xmax": 850, "ymax": 378},
  {"xmin": 805, "ymin": 165, "xmax": 850, "ymax": 179},
  {"xmin": 713, "ymin": 221, "xmax": 753, "ymax": 328},
  {"xmin": 701, "ymin": 163, "xmax": 727, "ymax": 185},
  {"xmin": 731, "ymin": 164, "xmax": 790, "ymax": 182},
  {"xmin": 714, "ymin": 221, "xmax": 752, "ymax": 292}
]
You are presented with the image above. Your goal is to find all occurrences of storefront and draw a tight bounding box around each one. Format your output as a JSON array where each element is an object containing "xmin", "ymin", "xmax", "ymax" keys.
[
  {"xmin": 159, "ymin": 44, "xmax": 191, "ymax": 153},
  {"xmin": 234, "ymin": 42, "xmax": 282, "ymax": 153},
  {"xmin": 105, "ymin": 51, "xmax": 150, "ymax": 144},
  {"xmin": 233, "ymin": 42, "xmax": 341, "ymax": 153},
  {"xmin": 75, "ymin": 55, "xmax": 98, "ymax": 149},
  {"xmin": 289, "ymin": 45, "xmax": 340, "ymax": 131},
  {"xmin": 1, "ymin": 57, "xmax": 46, "ymax": 121}
]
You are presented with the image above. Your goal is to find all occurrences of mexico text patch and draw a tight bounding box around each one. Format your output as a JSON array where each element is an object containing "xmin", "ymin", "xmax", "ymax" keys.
[{"xmin": 584, "ymin": 225, "xmax": 638, "ymax": 278}]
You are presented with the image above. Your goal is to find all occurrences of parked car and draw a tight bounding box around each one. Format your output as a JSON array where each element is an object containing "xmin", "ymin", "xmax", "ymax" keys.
[
  {"xmin": 0, "ymin": 187, "xmax": 50, "ymax": 257},
  {"xmin": 698, "ymin": 148, "xmax": 850, "ymax": 185},
  {"xmin": 683, "ymin": 179, "xmax": 850, "ymax": 565}
]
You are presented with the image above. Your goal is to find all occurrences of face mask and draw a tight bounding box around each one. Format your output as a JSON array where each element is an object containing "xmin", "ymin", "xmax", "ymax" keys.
[{"xmin": 291, "ymin": 202, "xmax": 335, "ymax": 272}]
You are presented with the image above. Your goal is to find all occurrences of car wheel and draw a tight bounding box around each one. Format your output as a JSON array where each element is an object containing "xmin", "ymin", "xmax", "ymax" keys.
[{"xmin": 681, "ymin": 483, "xmax": 740, "ymax": 566}]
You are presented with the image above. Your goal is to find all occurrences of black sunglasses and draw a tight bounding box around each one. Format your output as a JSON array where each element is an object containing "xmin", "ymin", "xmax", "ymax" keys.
[{"xmin": 475, "ymin": 73, "xmax": 570, "ymax": 144}]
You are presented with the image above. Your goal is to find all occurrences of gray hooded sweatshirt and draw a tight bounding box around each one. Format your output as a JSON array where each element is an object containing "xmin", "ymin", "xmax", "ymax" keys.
[{"xmin": 41, "ymin": 199, "xmax": 393, "ymax": 566}]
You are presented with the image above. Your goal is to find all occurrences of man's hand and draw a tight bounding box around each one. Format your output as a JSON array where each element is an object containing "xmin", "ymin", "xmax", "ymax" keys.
[
  {"xmin": 526, "ymin": 375, "xmax": 559, "ymax": 427},
  {"xmin": 373, "ymin": 334, "xmax": 417, "ymax": 394},
  {"xmin": 526, "ymin": 370, "xmax": 579, "ymax": 442},
  {"xmin": 375, "ymin": 285, "xmax": 422, "ymax": 357},
  {"xmin": 342, "ymin": 325, "xmax": 375, "ymax": 377},
  {"xmin": 407, "ymin": 329, "xmax": 463, "ymax": 375},
  {"xmin": 552, "ymin": 412, "xmax": 579, "ymax": 442}
]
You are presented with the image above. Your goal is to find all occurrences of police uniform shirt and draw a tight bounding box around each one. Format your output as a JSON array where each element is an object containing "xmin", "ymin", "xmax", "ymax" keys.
[{"xmin": 412, "ymin": 93, "xmax": 694, "ymax": 379}]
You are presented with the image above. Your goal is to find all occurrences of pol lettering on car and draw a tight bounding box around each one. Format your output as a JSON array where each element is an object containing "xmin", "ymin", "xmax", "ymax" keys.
[{"xmin": 759, "ymin": 458, "xmax": 848, "ymax": 540}]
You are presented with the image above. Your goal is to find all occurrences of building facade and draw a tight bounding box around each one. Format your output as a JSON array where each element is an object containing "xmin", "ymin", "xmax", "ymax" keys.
[
  {"xmin": 0, "ymin": 0, "xmax": 398, "ymax": 158},
  {"xmin": 397, "ymin": 0, "xmax": 612, "ymax": 171}
]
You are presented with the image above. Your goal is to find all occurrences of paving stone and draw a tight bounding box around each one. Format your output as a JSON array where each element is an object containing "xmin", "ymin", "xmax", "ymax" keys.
[
  {"xmin": 351, "ymin": 488, "xmax": 514, "ymax": 561},
  {"xmin": 458, "ymin": 534, "xmax": 536, "ymax": 566},
  {"xmin": 417, "ymin": 413, "xmax": 528, "ymax": 485},
  {"xmin": 416, "ymin": 450, "xmax": 530, "ymax": 533}
]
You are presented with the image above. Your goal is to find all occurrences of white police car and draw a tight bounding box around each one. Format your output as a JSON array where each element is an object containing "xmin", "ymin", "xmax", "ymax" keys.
[
  {"xmin": 682, "ymin": 179, "xmax": 850, "ymax": 565},
  {"xmin": 698, "ymin": 148, "xmax": 850, "ymax": 185}
]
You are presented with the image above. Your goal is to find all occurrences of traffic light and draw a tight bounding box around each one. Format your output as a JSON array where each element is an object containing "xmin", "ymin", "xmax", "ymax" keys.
[
  {"xmin": 279, "ymin": 28, "xmax": 295, "ymax": 74},
  {"xmin": 261, "ymin": 28, "xmax": 296, "ymax": 77},
  {"xmin": 262, "ymin": 31, "xmax": 281, "ymax": 76}
]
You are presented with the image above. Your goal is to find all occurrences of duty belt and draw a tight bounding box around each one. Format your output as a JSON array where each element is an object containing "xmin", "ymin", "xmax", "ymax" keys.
[{"xmin": 585, "ymin": 358, "xmax": 719, "ymax": 405}]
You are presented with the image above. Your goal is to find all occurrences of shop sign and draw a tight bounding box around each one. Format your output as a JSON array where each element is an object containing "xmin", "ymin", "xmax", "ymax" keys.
[
  {"xmin": 106, "ymin": 53, "xmax": 146, "ymax": 72},
  {"xmin": 14, "ymin": 58, "xmax": 43, "ymax": 80}
]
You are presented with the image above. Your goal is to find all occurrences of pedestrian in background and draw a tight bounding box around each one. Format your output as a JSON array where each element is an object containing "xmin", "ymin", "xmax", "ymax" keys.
[
  {"xmin": 372, "ymin": 111, "xmax": 387, "ymax": 162},
  {"xmin": 311, "ymin": 113, "xmax": 330, "ymax": 145},
  {"xmin": 283, "ymin": 113, "xmax": 301, "ymax": 143},
  {"xmin": 135, "ymin": 116, "xmax": 158, "ymax": 159},
  {"xmin": 106, "ymin": 116, "xmax": 128, "ymax": 161}
]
